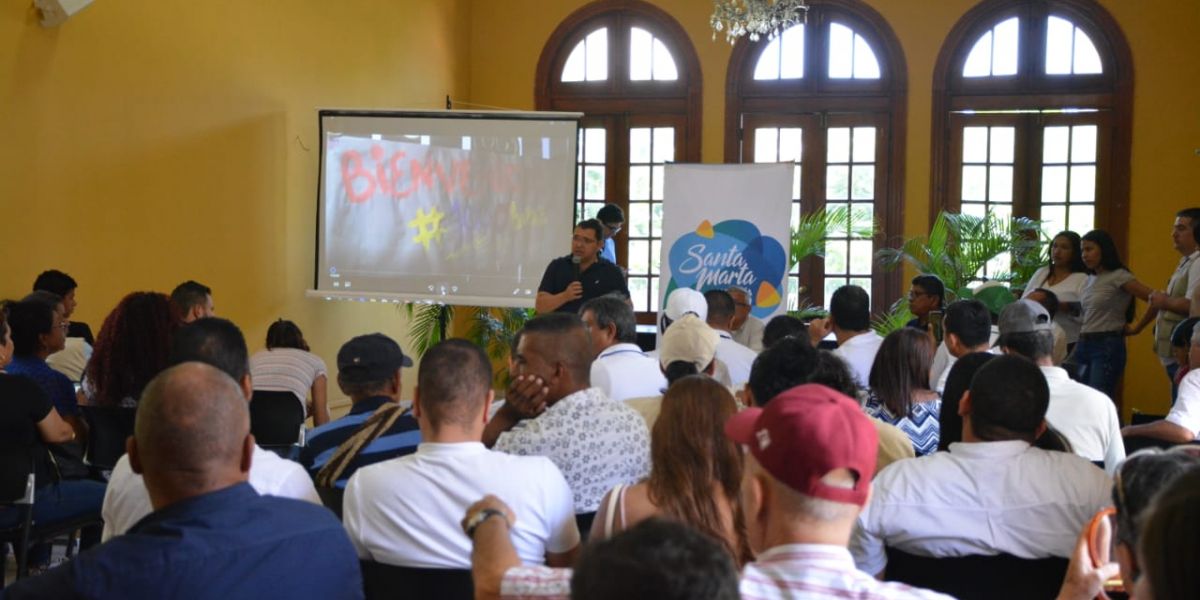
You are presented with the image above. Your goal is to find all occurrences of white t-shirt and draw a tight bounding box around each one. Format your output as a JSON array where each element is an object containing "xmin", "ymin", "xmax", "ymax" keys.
[
  {"xmin": 1022, "ymin": 267, "xmax": 1089, "ymax": 343},
  {"xmin": 101, "ymin": 445, "xmax": 320, "ymax": 541},
  {"xmin": 249, "ymin": 348, "xmax": 327, "ymax": 415},
  {"xmin": 715, "ymin": 331, "xmax": 757, "ymax": 388},
  {"xmin": 1166, "ymin": 369, "xmax": 1200, "ymax": 439},
  {"xmin": 732, "ymin": 316, "xmax": 765, "ymax": 352},
  {"xmin": 833, "ymin": 331, "xmax": 884, "ymax": 389},
  {"xmin": 343, "ymin": 442, "xmax": 580, "ymax": 568},
  {"xmin": 1041, "ymin": 366, "xmax": 1125, "ymax": 473},
  {"xmin": 931, "ymin": 326, "xmax": 1000, "ymax": 394},
  {"xmin": 851, "ymin": 440, "xmax": 1111, "ymax": 576},
  {"xmin": 589, "ymin": 343, "xmax": 666, "ymax": 403},
  {"xmin": 46, "ymin": 337, "xmax": 92, "ymax": 383}
]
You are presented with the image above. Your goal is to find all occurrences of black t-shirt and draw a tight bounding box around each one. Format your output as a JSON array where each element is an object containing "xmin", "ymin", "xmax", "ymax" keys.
[
  {"xmin": 538, "ymin": 255, "xmax": 630, "ymax": 314},
  {"xmin": 0, "ymin": 373, "xmax": 57, "ymax": 493}
]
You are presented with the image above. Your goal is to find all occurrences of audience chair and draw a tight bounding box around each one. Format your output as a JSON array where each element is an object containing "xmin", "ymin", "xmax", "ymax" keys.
[
  {"xmin": 0, "ymin": 455, "xmax": 102, "ymax": 588},
  {"xmin": 80, "ymin": 406, "xmax": 137, "ymax": 472},
  {"xmin": 884, "ymin": 547, "xmax": 1068, "ymax": 600},
  {"xmin": 249, "ymin": 390, "xmax": 305, "ymax": 455},
  {"xmin": 360, "ymin": 560, "xmax": 473, "ymax": 600},
  {"xmin": 316, "ymin": 486, "xmax": 345, "ymax": 520}
]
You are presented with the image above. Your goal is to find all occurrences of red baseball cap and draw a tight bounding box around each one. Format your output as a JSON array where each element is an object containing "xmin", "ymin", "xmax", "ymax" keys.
[{"xmin": 724, "ymin": 383, "xmax": 878, "ymax": 506}]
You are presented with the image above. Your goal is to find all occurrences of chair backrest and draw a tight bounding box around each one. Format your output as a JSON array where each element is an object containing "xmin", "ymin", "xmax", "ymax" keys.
[
  {"xmin": 316, "ymin": 486, "xmax": 345, "ymax": 520},
  {"xmin": 885, "ymin": 547, "xmax": 1068, "ymax": 600},
  {"xmin": 360, "ymin": 561, "xmax": 473, "ymax": 600},
  {"xmin": 80, "ymin": 406, "xmax": 138, "ymax": 470},
  {"xmin": 250, "ymin": 390, "xmax": 305, "ymax": 446}
]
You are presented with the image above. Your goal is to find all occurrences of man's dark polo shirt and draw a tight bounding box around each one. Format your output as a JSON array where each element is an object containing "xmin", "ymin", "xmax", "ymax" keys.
[{"xmin": 538, "ymin": 254, "xmax": 630, "ymax": 314}]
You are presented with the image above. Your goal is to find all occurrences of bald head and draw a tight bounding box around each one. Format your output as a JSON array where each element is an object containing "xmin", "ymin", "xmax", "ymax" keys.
[{"xmin": 131, "ymin": 362, "xmax": 252, "ymax": 506}]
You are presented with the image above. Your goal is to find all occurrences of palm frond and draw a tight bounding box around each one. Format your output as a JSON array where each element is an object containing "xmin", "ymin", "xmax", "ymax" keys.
[
  {"xmin": 406, "ymin": 303, "xmax": 454, "ymax": 358},
  {"xmin": 871, "ymin": 298, "xmax": 913, "ymax": 337}
]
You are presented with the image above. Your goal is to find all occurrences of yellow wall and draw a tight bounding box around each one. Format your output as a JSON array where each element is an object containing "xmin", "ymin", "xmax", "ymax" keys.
[
  {"xmin": 468, "ymin": 0, "xmax": 1200, "ymax": 419},
  {"xmin": 0, "ymin": 0, "xmax": 471, "ymax": 413}
]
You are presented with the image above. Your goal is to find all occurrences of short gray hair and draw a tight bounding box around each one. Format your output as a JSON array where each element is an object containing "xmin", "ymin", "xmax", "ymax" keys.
[
  {"xmin": 581, "ymin": 294, "xmax": 637, "ymax": 344},
  {"xmin": 727, "ymin": 286, "xmax": 752, "ymax": 303}
]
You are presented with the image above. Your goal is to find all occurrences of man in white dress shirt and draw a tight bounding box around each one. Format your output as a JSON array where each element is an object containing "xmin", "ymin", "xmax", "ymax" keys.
[
  {"xmin": 932, "ymin": 299, "xmax": 996, "ymax": 393},
  {"xmin": 581, "ymin": 295, "xmax": 665, "ymax": 402},
  {"xmin": 728, "ymin": 286, "xmax": 765, "ymax": 352},
  {"xmin": 851, "ymin": 355, "xmax": 1111, "ymax": 575},
  {"xmin": 995, "ymin": 300, "xmax": 1125, "ymax": 473},
  {"xmin": 344, "ymin": 339, "xmax": 579, "ymax": 569},
  {"xmin": 808, "ymin": 285, "xmax": 882, "ymax": 389},
  {"xmin": 101, "ymin": 318, "xmax": 318, "ymax": 540},
  {"xmin": 704, "ymin": 289, "xmax": 757, "ymax": 389}
]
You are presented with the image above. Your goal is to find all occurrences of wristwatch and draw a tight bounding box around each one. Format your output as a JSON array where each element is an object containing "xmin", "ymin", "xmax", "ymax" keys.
[{"xmin": 464, "ymin": 507, "xmax": 509, "ymax": 539}]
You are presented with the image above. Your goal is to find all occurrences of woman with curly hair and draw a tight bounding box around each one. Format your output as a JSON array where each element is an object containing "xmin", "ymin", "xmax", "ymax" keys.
[
  {"xmin": 590, "ymin": 375, "xmax": 752, "ymax": 566},
  {"xmin": 82, "ymin": 292, "xmax": 178, "ymax": 408}
]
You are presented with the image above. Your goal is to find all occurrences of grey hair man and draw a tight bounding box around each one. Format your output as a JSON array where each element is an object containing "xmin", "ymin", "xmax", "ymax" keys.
[
  {"xmin": 728, "ymin": 286, "xmax": 765, "ymax": 352},
  {"xmin": 581, "ymin": 295, "xmax": 665, "ymax": 402}
]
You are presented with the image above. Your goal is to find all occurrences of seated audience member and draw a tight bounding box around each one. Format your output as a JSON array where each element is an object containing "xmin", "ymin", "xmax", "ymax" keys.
[
  {"xmin": 1168, "ymin": 317, "xmax": 1200, "ymax": 387},
  {"xmin": 298, "ymin": 333, "xmax": 420, "ymax": 488},
  {"xmin": 343, "ymin": 339, "xmax": 579, "ymax": 569},
  {"xmin": 931, "ymin": 299, "xmax": 993, "ymax": 393},
  {"xmin": 6, "ymin": 297, "xmax": 82, "ymax": 439},
  {"xmin": 0, "ymin": 309, "xmax": 105, "ymax": 565},
  {"xmin": 6, "ymin": 363, "xmax": 362, "ymax": 599},
  {"xmin": 625, "ymin": 314, "xmax": 720, "ymax": 430},
  {"xmin": 744, "ymin": 336, "xmax": 817, "ymax": 407},
  {"xmin": 33, "ymin": 270, "xmax": 94, "ymax": 381},
  {"xmin": 1133, "ymin": 467, "xmax": 1200, "ymax": 600},
  {"xmin": 1122, "ymin": 326, "xmax": 1200, "ymax": 445},
  {"xmin": 170, "ymin": 280, "xmax": 215, "ymax": 323},
  {"xmin": 581, "ymin": 295, "xmax": 665, "ymax": 402},
  {"xmin": 936, "ymin": 352, "xmax": 996, "ymax": 451},
  {"xmin": 864, "ymin": 328, "xmax": 942, "ymax": 456},
  {"xmin": 658, "ymin": 287, "xmax": 707, "ymax": 334},
  {"xmin": 590, "ymin": 376, "xmax": 752, "ymax": 565},
  {"xmin": 906, "ymin": 274, "xmax": 945, "ymax": 331},
  {"xmin": 1057, "ymin": 449, "xmax": 1200, "ymax": 600},
  {"xmin": 466, "ymin": 498, "xmax": 741, "ymax": 600},
  {"xmin": 704, "ymin": 289, "xmax": 757, "ymax": 388},
  {"xmin": 761, "ymin": 314, "xmax": 806, "ymax": 349},
  {"xmin": 249, "ymin": 318, "xmax": 330, "ymax": 426},
  {"xmin": 102, "ymin": 318, "xmax": 319, "ymax": 539},
  {"xmin": 82, "ymin": 291, "xmax": 177, "ymax": 408},
  {"xmin": 851, "ymin": 355, "xmax": 1111, "ymax": 576},
  {"xmin": 728, "ymin": 286, "xmax": 765, "ymax": 352},
  {"xmin": 996, "ymin": 300, "xmax": 1124, "ymax": 472},
  {"xmin": 1025, "ymin": 288, "xmax": 1070, "ymax": 364},
  {"xmin": 808, "ymin": 284, "xmax": 883, "ymax": 388},
  {"xmin": 485, "ymin": 313, "xmax": 650, "ymax": 517}
]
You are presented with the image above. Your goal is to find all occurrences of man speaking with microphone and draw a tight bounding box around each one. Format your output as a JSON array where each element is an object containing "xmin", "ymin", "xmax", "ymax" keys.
[{"xmin": 535, "ymin": 219, "xmax": 629, "ymax": 314}]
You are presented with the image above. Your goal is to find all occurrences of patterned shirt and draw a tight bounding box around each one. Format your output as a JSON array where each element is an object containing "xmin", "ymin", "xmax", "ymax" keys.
[
  {"xmin": 741, "ymin": 544, "xmax": 953, "ymax": 600},
  {"xmin": 495, "ymin": 387, "xmax": 650, "ymax": 513},
  {"xmin": 863, "ymin": 392, "xmax": 941, "ymax": 457},
  {"xmin": 500, "ymin": 566, "xmax": 570, "ymax": 599}
]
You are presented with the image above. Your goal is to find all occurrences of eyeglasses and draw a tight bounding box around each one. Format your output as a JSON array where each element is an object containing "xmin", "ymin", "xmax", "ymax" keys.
[
  {"xmin": 58, "ymin": 321, "xmax": 70, "ymax": 332},
  {"xmin": 907, "ymin": 291, "xmax": 931, "ymax": 300}
]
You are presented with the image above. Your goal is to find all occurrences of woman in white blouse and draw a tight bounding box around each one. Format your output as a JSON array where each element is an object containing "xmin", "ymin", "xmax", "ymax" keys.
[
  {"xmin": 249, "ymin": 319, "xmax": 329, "ymax": 425},
  {"xmin": 1023, "ymin": 231, "xmax": 1090, "ymax": 346}
]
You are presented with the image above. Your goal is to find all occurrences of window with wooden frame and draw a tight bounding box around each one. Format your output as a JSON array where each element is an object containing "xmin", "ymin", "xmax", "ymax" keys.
[
  {"xmin": 931, "ymin": 0, "xmax": 1133, "ymax": 266},
  {"xmin": 536, "ymin": 0, "xmax": 701, "ymax": 320},
  {"xmin": 724, "ymin": 0, "xmax": 907, "ymax": 313}
]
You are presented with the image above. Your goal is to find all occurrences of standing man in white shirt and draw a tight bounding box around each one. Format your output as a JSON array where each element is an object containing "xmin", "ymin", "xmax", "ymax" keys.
[
  {"xmin": 995, "ymin": 300, "xmax": 1125, "ymax": 473},
  {"xmin": 727, "ymin": 286, "xmax": 765, "ymax": 352},
  {"xmin": 1141, "ymin": 208, "xmax": 1200, "ymax": 395},
  {"xmin": 851, "ymin": 355, "xmax": 1111, "ymax": 575},
  {"xmin": 101, "ymin": 318, "xmax": 318, "ymax": 540},
  {"xmin": 344, "ymin": 339, "xmax": 579, "ymax": 569},
  {"xmin": 581, "ymin": 295, "xmax": 665, "ymax": 402},
  {"xmin": 808, "ymin": 285, "xmax": 883, "ymax": 389},
  {"xmin": 704, "ymin": 289, "xmax": 757, "ymax": 389}
]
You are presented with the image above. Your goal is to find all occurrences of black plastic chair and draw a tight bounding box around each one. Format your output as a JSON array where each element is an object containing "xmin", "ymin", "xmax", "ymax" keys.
[
  {"xmin": 79, "ymin": 405, "xmax": 137, "ymax": 471},
  {"xmin": 0, "ymin": 455, "xmax": 103, "ymax": 588},
  {"xmin": 885, "ymin": 546, "xmax": 1068, "ymax": 600},
  {"xmin": 317, "ymin": 486, "xmax": 345, "ymax": 521},
  {"xmin": 250, "ymin": 390, "xmax": 305, "ymax": 450},
  {"xmin": 360, "ymin": 560, "xmax": 473, "ymax": 600}
]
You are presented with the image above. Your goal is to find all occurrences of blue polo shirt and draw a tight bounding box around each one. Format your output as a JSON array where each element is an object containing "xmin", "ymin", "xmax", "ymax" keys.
[
  {"xmin": 298, "ymin": 396, "xmax": 421, "ymax": 488},
  {"xmin": 3, "ymin": 482, "xmax": 362, "ymax": 599},
  {"xmin": 6, "ymin": 355, "xmax": 78, "ymax": 417}
]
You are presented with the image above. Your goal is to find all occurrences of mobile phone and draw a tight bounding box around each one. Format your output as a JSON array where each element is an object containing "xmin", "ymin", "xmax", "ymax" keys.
[{"xmin": 929, "ymin": 310, "xmax": 944, "ymax": 343}]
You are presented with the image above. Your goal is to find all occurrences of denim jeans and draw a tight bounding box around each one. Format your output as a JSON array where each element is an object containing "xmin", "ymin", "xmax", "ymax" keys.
[{"xmin": 1073, "ymin": 335, "xmax": 1126, "ymax": 398}]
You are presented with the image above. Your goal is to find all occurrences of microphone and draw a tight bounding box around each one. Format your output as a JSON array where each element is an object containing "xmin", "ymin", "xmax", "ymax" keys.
[{"xmin": 571, "ymin": 255, "xmax": 581, "ymax": 280}]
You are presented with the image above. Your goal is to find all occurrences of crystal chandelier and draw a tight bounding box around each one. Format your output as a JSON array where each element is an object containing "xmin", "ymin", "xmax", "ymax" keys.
[{"xmin": 710, "ymin": 0, "xmax": 810, "ymax": 43}]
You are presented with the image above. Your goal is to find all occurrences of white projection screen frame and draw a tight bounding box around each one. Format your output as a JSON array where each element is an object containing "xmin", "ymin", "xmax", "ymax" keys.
[{"xmin": 309, "ymin": 109, "xmax": 581, "ymax": 308}]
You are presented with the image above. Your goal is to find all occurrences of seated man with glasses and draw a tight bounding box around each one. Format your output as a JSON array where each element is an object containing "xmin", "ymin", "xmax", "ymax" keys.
[
  {"xmin": 596, "ymin": 204, "xmax": 624, "ymax": 265},
  {"xmin": 906, "ymin": 274, "xmax": 945, "ymax": 332}
]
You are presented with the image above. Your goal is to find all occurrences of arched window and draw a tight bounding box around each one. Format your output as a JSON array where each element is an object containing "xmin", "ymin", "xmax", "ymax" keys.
[
  {"xmin": 931, "ymin": 0, "xmax": 1133, "ymax": 267},
  {"xmin": 537, "ymin": 0, "xmax": 701, "ymax": 318},
  {"xmin": 725, "ymin": 0, "xmax": 907, "ymax": 311}
]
